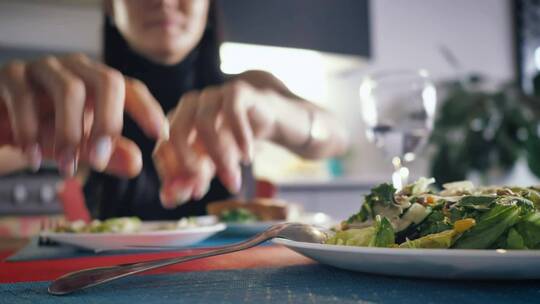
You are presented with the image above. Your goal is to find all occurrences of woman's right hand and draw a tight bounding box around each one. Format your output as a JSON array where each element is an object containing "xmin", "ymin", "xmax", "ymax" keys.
[{"xmin": 0, "ymin": 54, "xmax": 167, "ymax": 177}]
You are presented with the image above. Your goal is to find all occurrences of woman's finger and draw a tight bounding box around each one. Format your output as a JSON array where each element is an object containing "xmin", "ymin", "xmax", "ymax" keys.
[
  {"xmin": 0, "ymin": 61, "xmax": 41, "ymax": 171},
  {"xmin": 60, "ymin": 54, "xmax": 125, "ymax": 172},
  {"xmin": 222, "ymin": 80, "xmax": 254, "ymax": 163},
  {"xmin": 0, "ymin": 102, "xmax": 14, "ymax": 146},
  {"xmin": 153, "ymin": 139, "xmax": 183, "ymax": 180},
  {"xmin": 103, "ymin": 137, "xmax": 142, "ymax": 178},
  {"xmin": 167, "ymin": 91, "xmax": 204, "ymax": 177},
  {"xmin": 190, "ymin": 149, "xmax": 217, "ymax": 200},
  {"xmin": 195, "ymin": 87, "xmax": 241, "ymax": 193},
  {"xmin": 160, "ymin": 179, "xmax": 195, "ymax": 209},
  {"xmin": 154, "ymin": 139, "xmax": 215, "ymax": 208},
  {"xmin": 124, "ymin": 77, "xmax": 168, "ymax": 140},
  {"xmin": 27, "ymin": 57, "xmax": 86, "ymax": 177},
  {"xmin": 78, "ymin": 136, "xmax": 142, "ymax": 178},
  {"xmin": 153, "ymin": 139, "xmax": 195, "ymax": 208}
]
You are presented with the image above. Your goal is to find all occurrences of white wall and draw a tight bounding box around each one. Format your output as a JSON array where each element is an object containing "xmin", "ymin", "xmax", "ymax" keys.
[
  {"xmin": 334, "ymin": 0, "xmax": 516, "ymax": 183},
  {"xmin": 369, "ymin": 0, "xmax": 514, "ymax": 81},
  {"xmin": 0, "ymin": 1, "xmax": 101, "ymax": 54},
  {"xmin": 0, "ymin": 0, "xmax": 513, "ymax": 79}
]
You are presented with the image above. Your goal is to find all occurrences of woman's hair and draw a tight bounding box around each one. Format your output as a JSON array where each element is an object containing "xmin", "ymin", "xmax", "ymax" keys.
[
  {"xmin": 196, "ymin": 0, "xmax": 224, "ymax": 86},
  {"xmin": 102, "ymin": 0, "xmax": 224, "ymax": 87}
]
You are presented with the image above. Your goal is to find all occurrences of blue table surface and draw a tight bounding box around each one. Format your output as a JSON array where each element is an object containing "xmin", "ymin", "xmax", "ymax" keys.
[{"xmin": 1, "ymin": 264, "xmax": 539, "ymax": 304}]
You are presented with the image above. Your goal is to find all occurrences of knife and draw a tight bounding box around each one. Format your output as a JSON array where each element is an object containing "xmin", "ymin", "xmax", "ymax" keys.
[{"xmin": 238, "ymin": 162, "xmax": 256, "ymax": 202}]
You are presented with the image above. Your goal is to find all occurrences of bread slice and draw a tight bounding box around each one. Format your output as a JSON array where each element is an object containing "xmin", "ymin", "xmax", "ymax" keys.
[{"xmin": 207, "ymin": 198, "xmax": 289, "ymax": 221}]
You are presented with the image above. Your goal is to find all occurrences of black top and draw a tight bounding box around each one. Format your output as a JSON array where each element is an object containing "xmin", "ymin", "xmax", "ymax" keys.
[{"xmin": 84, "ymin": 17, "xmax": 231, "ymax": 220}]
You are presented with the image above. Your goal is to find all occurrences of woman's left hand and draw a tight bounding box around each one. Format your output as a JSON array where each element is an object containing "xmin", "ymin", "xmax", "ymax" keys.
[{"xmin": 153, "ymin": 80, "xmax": 276, "ymax": 208}]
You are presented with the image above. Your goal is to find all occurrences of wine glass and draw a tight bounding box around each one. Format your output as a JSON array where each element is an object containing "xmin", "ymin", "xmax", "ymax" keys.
[{"xmin": 359, "ymin": 70, "xmax": 437, "ymax": 190}]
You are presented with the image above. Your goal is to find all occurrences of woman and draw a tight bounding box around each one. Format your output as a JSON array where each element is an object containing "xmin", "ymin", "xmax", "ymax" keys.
[{"xmin": 0, "ymin": 0, "xmax": 348, "ymax": 219}]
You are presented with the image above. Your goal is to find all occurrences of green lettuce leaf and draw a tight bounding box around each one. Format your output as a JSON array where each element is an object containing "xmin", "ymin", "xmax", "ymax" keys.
[
  {"xmin": 327, "ymin": 215, "xmax": 395, "ymax": 247},
  {"xmin": 415, "ymin": 206, "xmax": 453, "ymax": 238},
  {"xmin": 515, "ymin": 212, "xmax": 540, "ymax": 248},
  {"xmin": 506, "ymin": 228, "xmax": 527, "ymax": 249},
  {"xmin": 456, "ymin": 196, "xmax": 497, "ymax": 210},
  {"xmin": 399, "ymin": 229, "xmax": 457, "ymax": 249},
  {"xmin": 347, "ymin": 183, "xmax": 397, "ymax": 223},
  {"xmin": 369, "ymin": 215, "xmax": 395, "ymax": 247},
  {"xmin": 510, "ymin": 187, "xmax": 540, "ymax": 210},
  {"xmin": 452, "ymin": 205, "xmax": 521, "ymax": 249},
  {"xmin": 496, "ymin": 196, "xmax": 535, "ymax": 215},
  {"xmin": 521, "ymin": 189, "xmax": 540, "ymax": 210},
  {"xmin": 326, "ymin": 227, "xmax": 375, "ymax": 246}
]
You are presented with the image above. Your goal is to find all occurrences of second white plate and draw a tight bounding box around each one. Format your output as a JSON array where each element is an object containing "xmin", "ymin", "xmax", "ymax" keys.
[{"xmin": 41, "ymin": 220, "xmax": 226, "ymax": 252}]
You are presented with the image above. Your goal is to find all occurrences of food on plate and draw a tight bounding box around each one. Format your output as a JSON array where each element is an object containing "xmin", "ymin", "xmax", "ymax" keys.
[
  {"xmin": 219, "ymin": 208, "xmax": 259, "ymax": 223},
  {"xmin": 326, "ymin": 177, "xmax": 540, "ymax": 249},
  {"xmin": 51, "ymin": 216, "xmax": 203, "ymax": 233},
  {"xmin": 52, "ymin": 217, "xmax": 142, "ymax": 233},
  {"xmin": 175, "ymin": 217, "xmax": 200, "ymax": 228},
  {"xmin": 207, "ymin": 198, "xmax": 290, "ymax": 222}
]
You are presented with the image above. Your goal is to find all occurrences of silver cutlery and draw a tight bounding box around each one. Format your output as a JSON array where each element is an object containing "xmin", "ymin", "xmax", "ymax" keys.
[
  {"xmin": 48, "ymin": 222, "xmax": 328, "ymax": 295},
  {"xmin": 239, "ymin": 162, "xmax": 256, "ymax": 201}
]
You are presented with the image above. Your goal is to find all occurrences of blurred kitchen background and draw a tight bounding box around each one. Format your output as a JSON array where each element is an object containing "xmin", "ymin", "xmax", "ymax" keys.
[{"xmin": 1, "ymin": 0, "xmax": 539, "ymax": 235}]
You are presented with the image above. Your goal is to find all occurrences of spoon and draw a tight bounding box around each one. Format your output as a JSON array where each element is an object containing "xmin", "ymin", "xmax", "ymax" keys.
[{"xmin": 48, "ymin": 223, "xmax": 328, "ymax": 295}]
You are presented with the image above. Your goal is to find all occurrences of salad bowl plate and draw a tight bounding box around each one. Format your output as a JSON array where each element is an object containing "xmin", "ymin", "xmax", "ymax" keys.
[{"xmin": 274, "ymin": 238, "xmax": 540, "ymax": 279}]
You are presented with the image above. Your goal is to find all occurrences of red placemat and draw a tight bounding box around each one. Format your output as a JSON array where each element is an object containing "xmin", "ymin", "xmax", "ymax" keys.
[{"xmin": 0, "ymin": 245, "xmax": 314, "ymax": 283}]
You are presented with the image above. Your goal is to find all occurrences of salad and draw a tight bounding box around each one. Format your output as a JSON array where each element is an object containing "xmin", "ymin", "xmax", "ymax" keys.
[
  {"xmin": 327, "ymin": 177, "xmax": 540, "ymax": 249},
  {"xmin": 52, "ymin": 216, "xmax": 202, "ymax": 233},
  {"xmin": 53, "ymin": 217, "xmax": 143, "ymax": 233},
  {"xmin": 219, "ymin": 208, "xmax": 259, "ymax": 223}
]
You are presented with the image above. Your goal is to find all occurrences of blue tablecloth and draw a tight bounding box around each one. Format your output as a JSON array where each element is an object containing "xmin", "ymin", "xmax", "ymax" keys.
[{"xmin": 1, "ymin": 264, "xmax": 539, "ymax": 304}]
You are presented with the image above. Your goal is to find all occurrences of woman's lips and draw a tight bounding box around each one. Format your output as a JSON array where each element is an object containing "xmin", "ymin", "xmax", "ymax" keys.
[{"xmin": 145, "ymin": 17, "xmax": 183, "ymax": 31}]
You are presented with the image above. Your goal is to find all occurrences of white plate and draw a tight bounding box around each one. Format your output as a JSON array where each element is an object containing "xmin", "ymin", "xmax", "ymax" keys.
[
  {"xmin": 224, "ymin": 212, "xmax": 334, "ymax": 236},
  {"xmin": 41, "ymin": 219, "xmax": 226, "ymax": 252},
  {"xmin": 273, "ymin": 238, "xmax": 540, "ymax": 279}
]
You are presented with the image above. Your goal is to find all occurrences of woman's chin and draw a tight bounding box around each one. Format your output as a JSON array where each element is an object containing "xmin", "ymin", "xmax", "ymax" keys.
[
  {"xmin": 128, "ymin": 32, "xmax": 198, "ymax": 66},
  {"xmin": 143, "ymin": 46, "xmax": 190, "ymax": 66}
]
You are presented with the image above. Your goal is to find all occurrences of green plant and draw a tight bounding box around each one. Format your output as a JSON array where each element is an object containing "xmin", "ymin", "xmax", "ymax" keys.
[{"xmin": 430, "ymin": 75, "xmax": 540, "ymax": 185}]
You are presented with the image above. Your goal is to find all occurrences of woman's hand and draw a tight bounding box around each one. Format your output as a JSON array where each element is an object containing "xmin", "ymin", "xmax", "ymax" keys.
[
  {"xmin": 0, "ymin": 54, "xmax": 167, "ymax": 177},
  {"xmin": 153, "ymin": 79, "xmax": 277, "ymax": 208}
]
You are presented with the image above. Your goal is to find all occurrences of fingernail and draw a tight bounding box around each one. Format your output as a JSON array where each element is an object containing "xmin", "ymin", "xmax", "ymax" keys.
[
  {"xmin": 194, "ymin": 183, "xmax": 210, "ymax": 200},
  {"xmin": 25, "ymin": 144, "xmax": 42, "ymax": 172},
  {"xmin": 174, "ymin": 187, "xmax": 191, "ymax": 206},
  {"xmin": 58, "ymin": 150, "xmax": 77, "ymax": 177},
  {"xmin": 248, "ymin": 144, "xmax": 254, "ymax": 162},
  {"xmin": 159, "ymin": 190, "xmax": 175, "ymax": 209},
  {"xmin": 90, "ymin": 136, "xmax": 112, "ymax": 172},
  {"xmin": 160, "ymin": 120, "xmax": 170, "ymax": 140},
  {"xmin": 241, "ymin": 145, "xmax": 254, "ymax": 165},
  {"xmin": 227, "ymin": 171, "xmax": 241, "ymax": 194}
]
